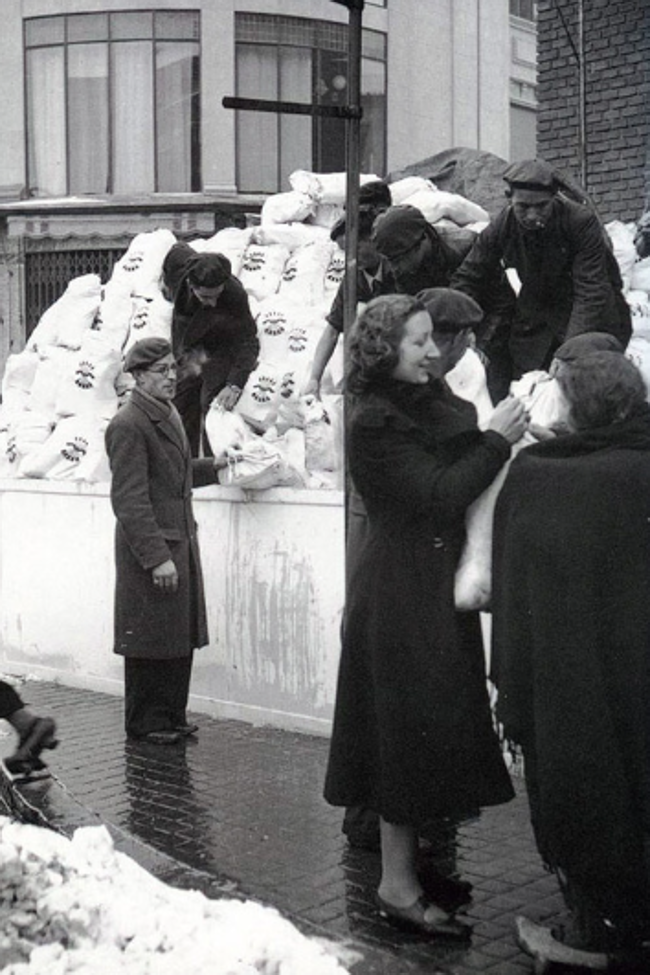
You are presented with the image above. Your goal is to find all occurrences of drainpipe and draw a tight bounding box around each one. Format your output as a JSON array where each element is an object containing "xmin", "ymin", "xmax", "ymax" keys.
[{"xmin": 577, "ymin": 0, "xmax": 587, "ymax": 190}]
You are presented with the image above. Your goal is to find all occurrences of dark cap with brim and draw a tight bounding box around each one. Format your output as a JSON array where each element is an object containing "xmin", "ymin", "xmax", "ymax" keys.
[
  {"xmin": 371, "ymin": 205, "xmax": 429, "ymax": 259},
  {"xmin": 553, "ymin": 331, "xmax": 623, "ymax": 363},
  {"xmin": 330, "ymin": 205, "xmax": 383, "ymax": 243},
  {"xmin": 503, "ymin": 158, "xmax": 558, "ymax": 193},
  {"xmin": 124, "ymin": 338, "xmax": 173, "ymax": 373},
  {"xmin": 417, "ymin": 287, "xmax": 484, "ymax": 333}
]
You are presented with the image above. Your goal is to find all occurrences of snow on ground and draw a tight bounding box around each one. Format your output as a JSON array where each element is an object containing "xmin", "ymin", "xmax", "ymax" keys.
[{"xmin": 0, "ymin": 817, "xmax": 356, "ymax": 974}]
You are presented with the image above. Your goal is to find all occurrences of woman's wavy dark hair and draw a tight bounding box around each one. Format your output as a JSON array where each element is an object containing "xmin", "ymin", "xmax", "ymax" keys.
[
  {"xmin": 347, "ymin": 294, "xmax": 425, "ymax": 394},
  {"xmin": 557, "ymin": 351, "xmax": 647, "ymax": 430}
]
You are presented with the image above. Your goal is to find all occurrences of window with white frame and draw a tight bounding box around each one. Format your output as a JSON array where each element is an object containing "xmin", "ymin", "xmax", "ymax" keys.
[
  {"xmin": 235, "ymin": 14, "xmax": 386, "ymax": 194},
  {"xmin": 510, "ymin": 0, "xmax": 537, "ymax": 21},
  {"xmin": 25, "ymin": 10, "xmax": 201, "ymax": 197}
]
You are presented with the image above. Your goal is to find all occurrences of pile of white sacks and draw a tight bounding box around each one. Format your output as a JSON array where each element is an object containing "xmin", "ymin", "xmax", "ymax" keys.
[
  {"xmin": 0, "ymin": 817, "xmax": 355, "ymax": 974},
  {"xmin": 0, "ymin": 169, "xmax": 489, "ymax": 489}
]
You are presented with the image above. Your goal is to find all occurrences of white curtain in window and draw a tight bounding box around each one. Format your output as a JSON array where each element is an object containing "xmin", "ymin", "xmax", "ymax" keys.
[
  {"xmin": 156, "ymin": 42, "xmax": 195, "ymax": 192},
  {"xmin": 68, "ymin": 44, "xmax": 109, "ymax": 194},
  {"xmin": 236, "ymin": 45, "xmax": 279, "ymax": 193},
  {"xmin": 112, "ymin": 41, "xmax": 155, "ymax": 193},
  {"xmin": 279, "ymin": 48, "xmax": 311, "ymax": 191},
  {"xmin": 26, "ymin": 48, "xmax": 66, "ymax": 197}
]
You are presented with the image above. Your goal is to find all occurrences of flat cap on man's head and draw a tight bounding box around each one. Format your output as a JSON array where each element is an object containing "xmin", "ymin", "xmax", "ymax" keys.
[
  {"xmin": 371, "ymin": 205, "xmax": 429, "ymax": 259},
  {"xmin": 553, "ymin": 331, "xmax": 623, "ymax": 363},
  {"xmin": 330, "ymin": 205, "xmax": 381, "ymax": 243},
  {"xmin": 417, "ymin": 288, "xmax": 484, "ymax": 333},
  {"xmin": 187, "ymin": 252, "xmax": 231, "ymax": 288},
  {"xmin": 358, "ymin": 179, "xmax": 392, "ymax": 210},
  {"xmin": 503, "ymin": 159, "xmax": 558, "ymax": 193},
  {"xmin": 124, "ymin": 338, "xmax": 173, "ymax": 373}
]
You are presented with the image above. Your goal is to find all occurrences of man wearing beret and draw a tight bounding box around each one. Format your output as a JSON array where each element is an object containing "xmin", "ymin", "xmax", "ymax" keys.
[
  {"xmin": 162, "ymin": 241, "xmax": 259, "ymax": 455},
  {"xmin": 450, "ymin": 158, "xmax": 632, "ymax": 392},
  {"xmin": 105, "ymin": 338, "xmax": 226, "ymax": 744}
]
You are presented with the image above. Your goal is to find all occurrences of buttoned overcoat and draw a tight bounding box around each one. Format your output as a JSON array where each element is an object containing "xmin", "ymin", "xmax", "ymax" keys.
[
  {"xmin": 324, "ymin": 379, "xmax": 515, "ymax": 827},
  {"xmin": 105, "ymin": 388, "xmax": 214, "ymax": 659}
]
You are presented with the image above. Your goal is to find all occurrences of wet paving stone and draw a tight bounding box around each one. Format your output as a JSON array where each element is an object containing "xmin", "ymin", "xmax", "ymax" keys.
[{"xmin": 0, "ymin": 680, "xmax": 578, "ymax": 974}]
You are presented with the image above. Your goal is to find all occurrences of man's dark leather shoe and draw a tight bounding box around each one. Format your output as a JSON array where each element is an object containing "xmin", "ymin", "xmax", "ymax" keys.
[
  {"xmin": 174, "ymin": 724, "xmax": 199, "ymax": 737},
  {"xmin": 139, "ymin": 730, "xmax": 182, "ymax": 745}
]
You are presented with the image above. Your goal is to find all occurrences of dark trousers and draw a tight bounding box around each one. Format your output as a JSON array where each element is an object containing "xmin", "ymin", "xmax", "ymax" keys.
[
  {"xmin": 0, "ymin": 681, "xmax": 24, "ymax": 720},
  {"xmin": 124, "ymin": 654, "xmax": 193, "ymax": 738}
]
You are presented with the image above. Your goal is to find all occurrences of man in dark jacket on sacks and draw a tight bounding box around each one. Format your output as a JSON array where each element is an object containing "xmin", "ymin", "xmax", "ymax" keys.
[
  {"xmin": 162, "ymin": 242, "xmax": 259, "ymax": 455},
  {"xmin": 303, "ymin": 187, "xmax": 395, "ymax": 397},
  {"xmin": 105, "ymin": 338, "xmax": 226, "ymax": 745},
  {"xmin": 450, "ymin": 158, "xmax": 632, "ymax": 398}
]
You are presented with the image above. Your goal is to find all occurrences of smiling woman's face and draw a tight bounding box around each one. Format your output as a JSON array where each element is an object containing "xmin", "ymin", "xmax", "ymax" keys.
[{"xmin": 391, "ymin": 310, "xmax": 441, "ymax": 385}]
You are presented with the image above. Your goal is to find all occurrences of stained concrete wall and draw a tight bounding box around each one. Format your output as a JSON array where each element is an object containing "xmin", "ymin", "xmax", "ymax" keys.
[{"xmin": 0, "ymin": 481, "xmax": 344, "ymax": 736}]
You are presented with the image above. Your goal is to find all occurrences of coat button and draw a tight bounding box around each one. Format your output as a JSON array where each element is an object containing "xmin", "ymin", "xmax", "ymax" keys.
[{"xmin": 433, "ymin": 537, "xmax": 444, "ymax": 549}]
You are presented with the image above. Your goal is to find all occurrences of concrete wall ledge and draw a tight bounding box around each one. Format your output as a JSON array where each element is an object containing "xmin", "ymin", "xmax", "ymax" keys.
[{"xmin": 0, "ymin": 481, "xmax": 344, "ymax": 736}]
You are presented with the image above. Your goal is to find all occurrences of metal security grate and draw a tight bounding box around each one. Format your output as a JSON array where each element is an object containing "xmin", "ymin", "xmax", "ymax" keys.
[{"xmin": 24, "ymin": 248, "xmax": 124, "ymax": 336}]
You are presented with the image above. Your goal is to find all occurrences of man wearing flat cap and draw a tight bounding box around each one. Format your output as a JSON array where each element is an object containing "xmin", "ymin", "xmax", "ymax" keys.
[
  {"xmin": 372, "ymin": 204, "xmax": 475, "ymax": 296},
  {"xmin": 162, "ymin": 241, "xmax": 259, "ymax": 455},
  {"xmin": 450, "ymin": 158, "xmax": 631, "ymax": 394},
  {"xmin": 303, "ymin": 200, "xmax": 394, "ymax": 397},
  {"xmin": 105, "ymin": 338, "xmax": 226, "ymax": 744}
]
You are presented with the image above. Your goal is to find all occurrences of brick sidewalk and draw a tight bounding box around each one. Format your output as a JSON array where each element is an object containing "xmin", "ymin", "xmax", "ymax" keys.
[{"xmin": 0, "ymin": 679, "xmax": 570, "ymax": 974}]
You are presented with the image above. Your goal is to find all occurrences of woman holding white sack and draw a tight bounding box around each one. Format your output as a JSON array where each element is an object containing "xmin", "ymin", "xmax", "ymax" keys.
[{"xmin": 324, "ymin": 294, "xmax": 526, "ymax": 940}]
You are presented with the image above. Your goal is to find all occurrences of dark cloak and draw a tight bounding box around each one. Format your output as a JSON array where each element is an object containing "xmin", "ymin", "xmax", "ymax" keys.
[{"xmin": 491, "ymin": 409, "xmax": 650, "ymax": 930}]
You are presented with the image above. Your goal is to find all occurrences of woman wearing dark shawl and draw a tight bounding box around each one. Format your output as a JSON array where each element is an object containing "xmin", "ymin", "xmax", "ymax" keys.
[{"xmin": 492, "ymin": 351, "xmax": 650, "ymax": 968}]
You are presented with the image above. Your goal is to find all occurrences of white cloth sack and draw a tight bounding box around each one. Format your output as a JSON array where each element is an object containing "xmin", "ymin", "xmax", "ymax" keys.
[
  {"xmin": 2, "ymin": 349, "xmax": 40, "ymax": 400},
  {"xmin": 238, "ymin": 243, "xmax": 291, "ymax": 302},
  {"xmin": 110, "ymin": 229, "xmax": 177, "ymax": 294},
  {"xmin": 196, "ymin": 226, "xmax": 254, "ymax": 278},
  {"xmin": 54, "ymin": 333, "xmax": 121, "ymax": 420},
  {"xmin": 630, "ymin": 256, "xmax": 650, "ymax": 294},
  {"xmin": 388, "ymin": 176, "xmax": 436, "ymax": 204},
  {"xmin": 323, "ymin": 247, "xmax": 346, "ymax": 301},
  {"xmin": 308, "ymin": 203, "xmax": 345, "ymax": 230},
  {"xmin": 204, "ymin": 407, "xmax": 252, "ymax": 458},
  {"xmin": 53, "ymin": 274, "xmax": 102, "ymax": 350},
  {"xmin": 219, "ymin": 439, "xmax": 303, "ymax": 490},
  {"xmin": 455, "ymin": 370, "xmax": 572, "ymax": 612},
  {"xmin": 260, "ymin": 191, "xmax": 315, "ymax": 226},
  {"xmin": 446, "ymin": 347, "xmax": 494, "ymax": 427},
  {"xmin": 29, "ymin": 346, "xmax": 78, "ymax": 416},
  {"xmin": 235, "ymin": 360, "xmax": 284, "ymax": 432},
  {"xmin": 278, "ymin": 240, "xmax": 333, "ymax": 307},
  {"xmin": 92, "ymin": 281, "xmax": 133, "ymax": 352},
  {"xmin": 253, "ymin": 223, "xmax": 330, "ymax": 252},
  {"xmin": 12, "ymin": 410, "xmax": 55, "ymax": 458},
  {"xmin": 18, "ymin": 416, "xmax": 109, "ymax": 481},
  {"xmin": 402, "ymin": 188, "xmax": 490, "ymax": 227},
  {"xmin": 123, "ymin": 292, "xmax": 173, "ymax": 353},
  {"xmin": 606, "ymin": 220, "xmax": 638, "ymax": 293},
  {"xmin": 288, "ymin": 170, "xmax": 380, "ymax": 205}
]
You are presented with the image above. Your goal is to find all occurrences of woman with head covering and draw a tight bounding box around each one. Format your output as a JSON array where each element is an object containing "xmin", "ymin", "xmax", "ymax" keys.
[
  {"xmin": 162, "ymin": 242, "xmax": 259, "ymax": 455},
  {"xmin": 324, "ymin": 293, "xmax": 527, "ymax": 939},
  {"xmin": 492, "ymin": 351, "xmax": 650, "ymax": 968}
]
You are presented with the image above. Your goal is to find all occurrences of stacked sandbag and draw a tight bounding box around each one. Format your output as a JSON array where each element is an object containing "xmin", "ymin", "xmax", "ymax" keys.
[{"xmin": 625, "ymin": 290, "xmax": 650, "ymax": 398}]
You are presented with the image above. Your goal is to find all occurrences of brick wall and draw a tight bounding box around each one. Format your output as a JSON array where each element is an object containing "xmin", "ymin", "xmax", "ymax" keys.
[{"xmin": 537, "ymin": 0, "xmax": 649, "ymax": 221}]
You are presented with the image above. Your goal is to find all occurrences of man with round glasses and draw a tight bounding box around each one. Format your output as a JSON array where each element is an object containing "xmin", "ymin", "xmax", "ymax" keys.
[{"xmin": 105, "ymin": 338, "xmax": 226, "ymax": 744}]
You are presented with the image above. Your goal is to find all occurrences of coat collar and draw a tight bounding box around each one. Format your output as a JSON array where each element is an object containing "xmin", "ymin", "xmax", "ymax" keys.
[{"xmin": 130, "ymin": 387, "xmax": 188, "ymax": 456}]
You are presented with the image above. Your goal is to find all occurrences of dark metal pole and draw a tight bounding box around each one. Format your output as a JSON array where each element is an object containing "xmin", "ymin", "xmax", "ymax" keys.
[{"xmin": 342, "ymin": 5, "xmax": 363, "ymax": 332}]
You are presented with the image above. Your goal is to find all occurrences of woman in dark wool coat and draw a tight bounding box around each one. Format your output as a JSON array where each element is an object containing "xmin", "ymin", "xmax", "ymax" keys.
[
  {"xmin": 324, "ymin": 294, "xmax": 526, "ymax": 939},
  {"xmin": 492, "ymin": 351, "xmax": 650, "ymax": 970}
]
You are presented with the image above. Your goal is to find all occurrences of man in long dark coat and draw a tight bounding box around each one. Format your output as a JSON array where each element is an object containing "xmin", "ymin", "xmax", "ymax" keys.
[
  {"xmin": 450, "ymin": 158, "xmax": 631, "ymax": 394},
  {"xmin": 105, "ymin": 338, "xmax": 221, "ymax": 744}
]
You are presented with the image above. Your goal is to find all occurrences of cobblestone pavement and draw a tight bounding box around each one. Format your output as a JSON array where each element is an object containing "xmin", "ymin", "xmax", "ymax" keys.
[{"xmin": 0, "ymin": 679, "xmax": 574, "ymax": 974}]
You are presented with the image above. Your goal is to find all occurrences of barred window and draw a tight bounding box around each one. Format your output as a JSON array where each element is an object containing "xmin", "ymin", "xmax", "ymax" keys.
[
  {"xmin": 25, "ymin": 11, "xmax": 201, "ymax": 197},
  {"xmin": 235, "ymin": 14, "xmax": 386, "ymax": 193}
]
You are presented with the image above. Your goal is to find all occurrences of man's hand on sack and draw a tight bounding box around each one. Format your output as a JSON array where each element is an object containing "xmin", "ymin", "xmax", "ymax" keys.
[
  {"xmin": 213, "ymin": 384, "xmax": 242, "ymax": 411},
  {"xmin": 152, "ymin": 559, "xmax": 179, "ymax": 593}
]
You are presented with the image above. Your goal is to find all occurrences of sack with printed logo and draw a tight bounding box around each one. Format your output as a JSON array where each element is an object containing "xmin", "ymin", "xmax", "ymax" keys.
[
  {"xmin": 238, "ymin": 243, "xmax": 291, "ymax": 302},
  {"xmin": 54, "ymin": 333, "xmax": 121, "ymax": 420},
  {"xmin": 123, "ymin": 292, "xmax": 173, "ymax": 353},
  {"xmin": 110, "ymin": 229, "xmax": 177, "ymax": 294},
  {"xmin": 91, "ymin": 281, "xmax": 133, "ymax": 352},
  {"xmin": 277, "ymin": 240, "xmax": 334, "ymax": 307},
  {"xmin": 235, "ymin": 361, "xmax": 283, "ymax": 431},
  {"xmin": 18, "ymin": 416, "xmax": 109, "ymax": 481}
]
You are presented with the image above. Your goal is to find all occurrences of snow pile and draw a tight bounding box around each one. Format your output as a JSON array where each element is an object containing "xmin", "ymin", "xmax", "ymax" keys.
[{"xmin": 0, "ymin": 818, "xmax": 353, "ymax": 975}]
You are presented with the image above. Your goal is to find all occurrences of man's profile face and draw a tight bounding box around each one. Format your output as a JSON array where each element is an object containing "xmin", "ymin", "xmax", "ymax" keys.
[{"xmin": 510, "ymin": 188, "xmax": 555, "ymax": 232}]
